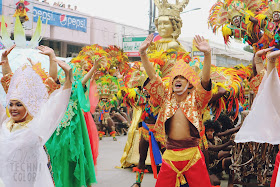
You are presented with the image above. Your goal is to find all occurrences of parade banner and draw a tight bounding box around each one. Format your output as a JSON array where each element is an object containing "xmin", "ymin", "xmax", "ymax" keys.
[
  {"xmin": 123, "ymin": 37, "xmax": 146, "ymax": 57},
  {"xmin": 33, "ymin": 6, "xmax": 87, "ymax": 32}
]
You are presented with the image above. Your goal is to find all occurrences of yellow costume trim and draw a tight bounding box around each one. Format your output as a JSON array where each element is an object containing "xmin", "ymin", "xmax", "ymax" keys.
[
  {"xmin": 244, "ymin": 10, "xmax": 255, "ymax": 37},
  {"xmin": 222, "ymin": 25, "xmax": 232, "ymax": 39},
  {"xmin": 6, "ymin": 116, "xmax": 33, "ymax": 132},
  {"xmin": 120, "ymin": 108, "xmax": 143, "ymax": 168},
  {"xmin": 163, "ymin": 147, "xmax": 201, "ymax": 187}
]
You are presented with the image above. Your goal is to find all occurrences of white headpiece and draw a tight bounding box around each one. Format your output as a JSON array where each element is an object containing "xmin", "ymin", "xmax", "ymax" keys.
[{"xmin": 6, "ymin": 65, "xmax": 48, "ymax": 117}]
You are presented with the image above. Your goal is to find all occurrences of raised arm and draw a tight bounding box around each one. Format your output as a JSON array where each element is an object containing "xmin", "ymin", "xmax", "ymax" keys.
[
  {"xmin": 254, "ymin": 47, "xmax": 275, "ymax": 74},
  {"xmin": 55, "ymin": 59, "xmax": 73, "ymax": 90},
  {"xmin": 194, "ymin": 35, "xmax": 211, "ymax": 89},
  {"xmin": 216, "ymin": 126, "xmax": 240, "ymax": 137},
  {"xmin": 139, "ymin": 34, "xmax": 157, "ymax": 80},
  {"xmin": 81, "ymin": 56, "xmax": 105, "ymax": 87},
  {"xmin": 0, "ymin": 45, "xmax": 16, "ymax": 76},
  {"xmin": 267, "ymin": 49, "xmax": 280, "ymax": 76},
  {"xmin": 37, "ymin": 45, "xmax": 58, "ymax": 81}
]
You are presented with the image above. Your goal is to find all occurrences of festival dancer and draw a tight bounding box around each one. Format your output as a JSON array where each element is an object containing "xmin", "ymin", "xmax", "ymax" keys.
[
  {"xmin": 0, "ymin": 46, "xmax": 72, "ymax": 186},
  {"xmin": 234, "ymin": 48, "xmax": 280, "ymax": 186},
  {"xmin": 208, "ymin": 0, "xmax": 267, "ymax": 49},
  {"xmin": 45, "ymin": 57, "xmax": 105, "ymax": 187},
  {"xmin": 140, "ymin": 33, "xmax": 212, "ymax": 187},
  {"xmin": 131, "ymin": 90, "xmax": 165, "ymax": 187},
  {"xmin": 121, "ymin": 0, "xmax": 191, "ymax": 170},
  {"xmin": 97, "ymin": 77, "xmax": 119, "ymax": 141}
]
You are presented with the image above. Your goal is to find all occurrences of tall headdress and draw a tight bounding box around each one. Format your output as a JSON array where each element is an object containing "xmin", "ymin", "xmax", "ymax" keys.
[
  {"xmin": 208, "ymin": 0, "xmax": 244, "ymax": 33},
  {"xmin": 6, "ymin": 65, "xmax": 48, "ymax": 117},
  {"xmin": 168, "ymin": 59, "xmax": 200, "ymax": 93},
  {"xmin": 96, "ymin": 75, "xmax": 119, "ymax": 99},
  {"xmin": 105, "ymin": 45, "xmax": 130, "ymax": 75},
  {"xmin": 208, "ymin": 0, "xmax": 268, "ymax": 33},
  {"xmin": 154, "ymin": 0, "xmax": 189, "ymax": 18},
  {"xmin": 71, "ymin": 44, "xmax": 108, "ymax": 73}
]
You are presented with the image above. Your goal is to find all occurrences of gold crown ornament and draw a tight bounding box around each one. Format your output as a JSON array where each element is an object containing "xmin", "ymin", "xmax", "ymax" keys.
[{"xmin": 154, "ymin": 0, "xmax": 189, "ymax": 19}]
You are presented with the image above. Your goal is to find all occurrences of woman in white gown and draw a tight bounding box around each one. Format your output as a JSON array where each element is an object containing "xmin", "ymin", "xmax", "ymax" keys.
[
  {"xmin": 234, "ymin": 47, "xmax": 280, "ymax": 186},
  {"xmin": 0, "ymin": 46, "xmax": 72, "ymax": 187}
]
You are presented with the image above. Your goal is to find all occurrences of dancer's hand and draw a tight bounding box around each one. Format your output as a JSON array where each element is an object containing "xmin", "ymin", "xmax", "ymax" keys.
[
  {"xmin": 55, "ymin": 59, "xmax": 73, "ymax": 89},
  {"xmin": 27, "ymin": 57, "xmax": 36, "ymax": 66},
  {"xmin": 93, "ymin": 56, "xmax": 106, "ymax": 70},
  {"xmin": 37, "ymin": 45, "xmax": 56, "ymax": 58},
  {"xmin": 267, "ymin": 49, "xmax": 280, "ymax": 62},
  {"xmin": 0, "ymin": 61, "xmax": 7, "ymax": 65},
  {"xmin": 194, "ymin": 35, "xmax": 211, "ymax": 55},
  {"xmin": 256, "ymin": 47, "xmax": 275, "ymax": 58},
  {"xmin": 1, "ymin": 44, "xmax": 16, "ymax": 62},
  {"xmin": 116, "ymin": 71, "xmax": 124, "ymax": 79},
  {"xmin": 1, "ymin": 45, "xmax": 15, "ymax": 75},
  {"xmin": 139, "ymin": 33, "xmax": 154, "ymax": 56}
]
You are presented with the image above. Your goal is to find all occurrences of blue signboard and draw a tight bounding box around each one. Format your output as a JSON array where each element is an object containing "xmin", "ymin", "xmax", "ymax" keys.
[
  {"xmin": 33, "ymin": 6, "xmax": 87, "ymax": 32},
  {"xmin": 0, "ymin": 0, "xmax": 2, "ymax": 15}
]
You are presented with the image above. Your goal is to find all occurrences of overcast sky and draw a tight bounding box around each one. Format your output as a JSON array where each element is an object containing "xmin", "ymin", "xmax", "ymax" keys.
[{"xmin": 48, "ymin": 0, "xmax": 246, "ymax": 50}]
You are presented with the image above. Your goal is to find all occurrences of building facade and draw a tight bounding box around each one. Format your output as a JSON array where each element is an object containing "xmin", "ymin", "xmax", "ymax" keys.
[
  {"xmin": 0, "ymin": 0, "xmax": 252, "ymax": 66},
  {"xmin": 1, "ymin": 0, "xmax": 148, "ymax": 57}
]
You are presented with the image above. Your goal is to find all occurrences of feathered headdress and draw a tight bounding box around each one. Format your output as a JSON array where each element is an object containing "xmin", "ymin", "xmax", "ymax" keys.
[
  {"xmin": 71, "ymin": 44, "xmax": 108, "ymax": 73},
  {"xmin": 96, "ymin": 75, "xmax": 119, "ymax": 98},
  {"xmin": 208, "ymin": 0, "xmax": 268, "ymax": 33},
  {"xmin": 105, "ymin": 45, "xmax": 130, "ymax": 75},
  {"xmin": 208, "ymin": 0, "xmax": 244, "ymax": 33}
]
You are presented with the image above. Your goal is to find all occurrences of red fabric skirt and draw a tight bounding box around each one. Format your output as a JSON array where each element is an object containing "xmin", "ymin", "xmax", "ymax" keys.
[
  {"xmin": 155, "ymin": 147, "xmax": 211, "ymax": 187},
  {"xmin": 84, "ymin": 112, "xmax": 99, "ymax": 166},
  {"xmin": 271, "ymin": 150, "xmax": 280, "ymax": 187}
]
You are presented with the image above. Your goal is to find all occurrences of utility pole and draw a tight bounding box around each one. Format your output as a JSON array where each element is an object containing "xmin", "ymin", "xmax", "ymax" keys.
[{"xmin": 149, "ymin": 0, "xmax": 156, "ymax": 34}]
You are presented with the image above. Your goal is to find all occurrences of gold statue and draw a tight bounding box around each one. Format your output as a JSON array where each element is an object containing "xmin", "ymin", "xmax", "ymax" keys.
[{"xmin": 149, "ymin": 0, "xmax": 189, "ymax": 52}]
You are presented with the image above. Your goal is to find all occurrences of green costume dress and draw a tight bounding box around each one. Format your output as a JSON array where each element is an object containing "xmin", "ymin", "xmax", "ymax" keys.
[{"xmin": 46, "ymin": 65, "xmax": 97, "ymax": 187}]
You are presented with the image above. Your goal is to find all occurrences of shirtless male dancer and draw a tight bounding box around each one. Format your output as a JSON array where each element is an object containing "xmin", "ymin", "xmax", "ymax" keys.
[{"xmin": 140, "ymin": 34, "xmax": 212, "ymax": 187}]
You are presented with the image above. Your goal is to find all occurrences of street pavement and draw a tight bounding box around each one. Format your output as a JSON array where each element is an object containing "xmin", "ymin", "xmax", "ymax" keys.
[
  {"xmin": 94, "ymin": 135, "xmax": 156, "ymax": 187},
  {"xmin": 95, "ymin": 135, "xmax": 229, "ymax": 187}
]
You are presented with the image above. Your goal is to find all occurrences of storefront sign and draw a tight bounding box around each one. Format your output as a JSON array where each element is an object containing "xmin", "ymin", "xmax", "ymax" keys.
[
  {"xmin": 33, "ymin": 6, "xmax": 87, "ymax": 32},
  {"xmin": 0, "ymin": 0, "xmax": 2, "ymax": 15},
  {"xmin": 123, "ymin": 37, "xmax": 146, "ymax": 57}
]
